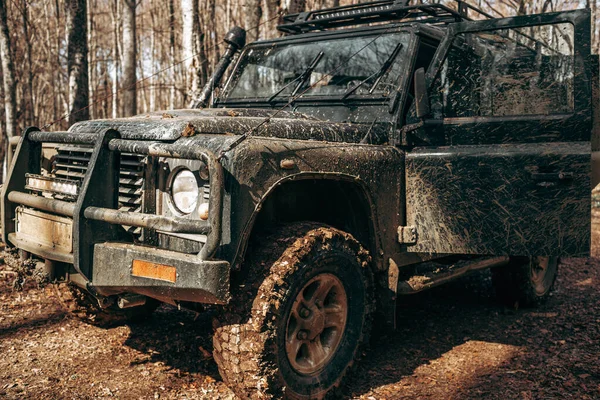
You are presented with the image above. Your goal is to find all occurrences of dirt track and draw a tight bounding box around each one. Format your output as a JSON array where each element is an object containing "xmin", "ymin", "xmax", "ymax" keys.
[{"xmin": 0, "ymin": 256, "xmax": 598, "ymax": 399}]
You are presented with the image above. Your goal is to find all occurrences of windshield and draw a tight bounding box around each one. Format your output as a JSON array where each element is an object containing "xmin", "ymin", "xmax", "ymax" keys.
[{"xmin": 223, "ymin": 32, "xmax": 412, "ymax": 102}]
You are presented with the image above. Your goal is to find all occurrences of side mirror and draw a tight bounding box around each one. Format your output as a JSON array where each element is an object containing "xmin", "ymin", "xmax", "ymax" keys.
[{"xmin": 414, "ymin": 67, "xmax": 430, "ymax": 119}]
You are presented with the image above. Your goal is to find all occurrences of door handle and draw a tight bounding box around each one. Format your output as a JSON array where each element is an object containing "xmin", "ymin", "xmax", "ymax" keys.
[{"xmin": 531, "ymin": 171, "xmax": 574, "ymax": 182}]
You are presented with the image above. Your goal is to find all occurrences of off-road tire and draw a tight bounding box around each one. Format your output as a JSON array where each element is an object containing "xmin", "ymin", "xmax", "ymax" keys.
[
  {"xmin": 213, "ymin": 223, "xmax": 374, "ymax": 399},
  {"xmin": 68, "ymin": 284, "xmax": 160, "ymax": 326},
  {"xmin": 492, "ymin": 256, "xmax": 558, "ymax": 308}
]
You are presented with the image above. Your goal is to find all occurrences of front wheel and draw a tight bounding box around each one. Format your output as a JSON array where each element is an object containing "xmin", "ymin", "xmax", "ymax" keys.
[
  {"xmin": 213, "ymin": 223, "xmax": 374, "ymax": 399},
  {"xmin": 492, "ymin": 256, "xmax": 558, "ymax": 308}
]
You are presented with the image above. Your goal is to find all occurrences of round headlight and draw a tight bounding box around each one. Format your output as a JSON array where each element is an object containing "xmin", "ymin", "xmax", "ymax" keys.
[{"xmin": 170, "ymin": 168, "xmax": 199, "ymax": 214}]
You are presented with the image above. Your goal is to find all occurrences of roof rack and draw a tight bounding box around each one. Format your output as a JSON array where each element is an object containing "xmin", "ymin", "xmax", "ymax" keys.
[{"xmin": 277, "ymin": 0, "xmax": 494, "ymax": 34}]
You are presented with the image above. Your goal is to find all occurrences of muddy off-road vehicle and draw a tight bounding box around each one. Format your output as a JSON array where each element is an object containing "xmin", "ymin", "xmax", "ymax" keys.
[{"xmin": 2, "ymin": 0, "xmax": 599, "ymax": 398}]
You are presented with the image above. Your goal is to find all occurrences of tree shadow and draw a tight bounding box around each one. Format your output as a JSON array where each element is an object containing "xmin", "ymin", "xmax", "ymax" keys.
[
  {"xmin": 0, "ymin": 311, "xmax": 69, "ymax": 340},
  {"xmin": 123, "ymin": 306, "xmax": 222, "ymax": 381},
  {"xmin": 0, "ymin": 280, "xmax": 71, "ymax": 340}
]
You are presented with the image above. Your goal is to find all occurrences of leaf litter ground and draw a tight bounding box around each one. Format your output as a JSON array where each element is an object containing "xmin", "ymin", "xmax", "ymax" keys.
[{"xmin": 0, "ymin": 252, "xmax": 598, "ymax": 399}]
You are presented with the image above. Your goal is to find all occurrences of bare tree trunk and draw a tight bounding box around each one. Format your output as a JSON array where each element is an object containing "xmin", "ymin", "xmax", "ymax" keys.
[
  {"xmin": 21, "ymin": 0, "xmax": 35, "ymax": 126},
  {"xmin": 122, "ymin": 0, "xmax": 136, "ymax": 116},
  {"xmin": 138, "ymin": 40, "xmax": 149, "ymax": 113},
  {"xmin": 169, "ymin": 0, "xmax": 176, "ymax": 109},
  {"xmin": 0, "ymin": 82, "xmax": 5, "ymax": 139},
  {"xmin": 209, "ymin": 0, "xmax": 217, "ymax": 56},
  {"xmin": 43, "ymin": 1, "xmax": 58, "ymax": 124},
  {"xmin": 87, "ymin": 0, "xmax": 94, "ymax": 120},
  {"xmin": 149, "ymin": 1, "xmax": 157, "ymax": 112},
  {"xmin": 226, "ymin": 0, "xmax": 232, "ymax": 29},
  {"xmin": 56, "ymin": 0, "xmax": 69, "ymax": 129},
  {"xmin": 182, "ymin": 0, "xmax": 207, "ymax": 107},
  {"xmin": 245, "ymin": 0, "xmax": 263, "ymax": 41},
  {"xmin": 595, "ymin": 1, "xmax": 600, "ymax": 54},
  {"xmin": 263, "ymin": 0, "xmax": 281, "ymax": 38},
  {"xmin": 101, "ymin": 61, "xmax": 108, "ymax": 118},
  {"xmin": 110, "ymin": 0, "xmax": 119, "ymax": 118},
  {"xmin": 283, "ymin": 0, "xmax": 306, "ymax": 14},
  {"xmin": 66, "ymin": 0, "xmax": 90, "ymax": 125},
  {"xmin": 0, "ymin": 0, "xmax": 16, "ymax": 139},
  {"xmin": 182, "ymin": 0, "xmax": 193, "ymax": 105},
  {"xmin": 587, "ymin": 0, "xmax": 598, "ymax": 53}
]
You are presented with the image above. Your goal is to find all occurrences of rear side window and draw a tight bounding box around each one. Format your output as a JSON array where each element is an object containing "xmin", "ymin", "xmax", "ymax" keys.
[{"xmin": 430, "ymin": 23, "xmax": 575, "ymax": 119}]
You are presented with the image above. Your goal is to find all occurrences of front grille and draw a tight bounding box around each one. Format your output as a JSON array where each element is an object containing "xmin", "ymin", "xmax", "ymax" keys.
[{"xmin": 51, "ymin": 146, "xmax": 146, "ymax": 237}]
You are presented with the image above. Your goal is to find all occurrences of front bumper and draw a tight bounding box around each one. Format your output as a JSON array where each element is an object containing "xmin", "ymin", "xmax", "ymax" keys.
[
  {"xmin": 93, "ymin": 242, "xmax": 229, "ymax": 304},
  {"xmin": 1, "ymin": 128, "xmax": 229, "ymax": 304}
]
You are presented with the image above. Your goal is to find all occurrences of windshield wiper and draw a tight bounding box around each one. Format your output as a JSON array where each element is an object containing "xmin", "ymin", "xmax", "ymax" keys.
[
  {"xmin": 267, "ymin": 51, "xmax": 325, "ymax": 103},
  {"xmin": 342, "ymin": 42, "xmax": 403, "ymax": 100}
]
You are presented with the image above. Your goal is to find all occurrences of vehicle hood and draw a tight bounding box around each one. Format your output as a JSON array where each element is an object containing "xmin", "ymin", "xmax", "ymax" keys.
[{"xmin": 68, "ymin": 108, "xmax": 383, "ymax": 144}]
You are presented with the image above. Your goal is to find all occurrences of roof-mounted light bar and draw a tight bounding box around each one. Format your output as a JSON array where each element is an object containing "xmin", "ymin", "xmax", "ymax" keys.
[{"xmin": 277, "ymin": 0, "xmax": 500, "ymax": 34}]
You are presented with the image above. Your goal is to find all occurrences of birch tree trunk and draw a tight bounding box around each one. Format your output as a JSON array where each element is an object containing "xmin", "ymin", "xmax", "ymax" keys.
[
  {"xmin": 0, "ymin": 0, "xmax": 15, "ymax": 139},
  {"xmin": 588, "ymin": 0, "xmax": 598, "ymax": 53},
  {"xmin": 122, "ymin": 0, "xmax": 137, "ymax": 117},
  {"xmin": 110, "ymin": 0, "xmax": 119, "ymax": 118},
  {"xmin": 66, "ymin": 0, "xmax": 89, "ymax": 125},
  {"xmin": 169, "ymin": 0, "xmax": 176, "ymax": 109},
  {"xmin": 182, "ymin": 0, "xmax": 207, "ymax": 108},
  {"xmin": 149, "ymin": 2, "xmax": 156, "ymax": 112},
  {"xmin": 87, "ymin": 0, "xmax": 94, "ymax": 120}
]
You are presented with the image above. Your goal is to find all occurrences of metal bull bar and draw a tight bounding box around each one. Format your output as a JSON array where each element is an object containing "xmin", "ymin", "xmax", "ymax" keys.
[{"xmin": 1, "ymin": 127, "xmax": 224, "ymax": 281}]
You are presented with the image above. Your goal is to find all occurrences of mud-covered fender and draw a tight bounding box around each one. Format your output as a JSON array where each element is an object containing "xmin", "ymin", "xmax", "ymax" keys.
[{"xmin": 211, "ymin": 136, "xmax": 406, "ymax": 272}]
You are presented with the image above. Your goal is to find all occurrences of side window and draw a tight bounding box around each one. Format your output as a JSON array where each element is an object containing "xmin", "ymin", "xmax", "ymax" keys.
[
  {"xmin": 403, "ymin": 39, "xmax": 438, "ymax": 119},
  {"xmin": 430, "ymin": 23, "xmax": 575, "ymax": 119}
]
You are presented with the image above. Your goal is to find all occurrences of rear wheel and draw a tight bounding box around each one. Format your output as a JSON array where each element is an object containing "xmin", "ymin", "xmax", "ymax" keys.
[
  {"xmin": 213, "ymin": 223, "xmax": 374, "ymax": 399},
  {"xmin": 492, "ymin": 256, "xmax": 558, "ymax": 308}
]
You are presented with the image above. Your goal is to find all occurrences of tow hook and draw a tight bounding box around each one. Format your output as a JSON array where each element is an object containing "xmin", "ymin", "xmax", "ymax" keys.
[{"xmin": 117, "ymin": 294, "xmax": 147, "ymax": 309}]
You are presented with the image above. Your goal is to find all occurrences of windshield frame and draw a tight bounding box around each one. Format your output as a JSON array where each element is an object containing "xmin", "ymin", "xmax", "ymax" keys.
[{"xmin": 216, "ymin": 24, "xmax": 419, "ymax": 108}]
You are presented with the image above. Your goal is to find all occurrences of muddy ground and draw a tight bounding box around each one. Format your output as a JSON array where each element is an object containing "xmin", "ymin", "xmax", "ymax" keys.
[{"xmin": 0, "ymin": 256, "xmax": 598, "ymax": 399}]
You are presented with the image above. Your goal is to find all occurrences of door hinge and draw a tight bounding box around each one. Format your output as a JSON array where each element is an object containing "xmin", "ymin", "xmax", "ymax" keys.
[{"xmin": 398, "ymin": 225, "xmax": 418, "ymax": 245}]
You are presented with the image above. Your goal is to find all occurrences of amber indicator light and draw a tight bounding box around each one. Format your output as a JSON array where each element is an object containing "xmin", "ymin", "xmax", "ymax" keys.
[{"xmin": 132, "ymin": 259, "xmax": 177, "ymax": 283}]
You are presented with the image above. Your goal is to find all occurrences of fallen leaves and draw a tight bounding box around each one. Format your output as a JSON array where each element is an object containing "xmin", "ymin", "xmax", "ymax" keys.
[
  {"xmin": 181, "ymin": 123, "xmax": 196, "ymax": 137},
  {"xmin": 0, "ymin": 258, "xmax": 599, "ymax": 399}
]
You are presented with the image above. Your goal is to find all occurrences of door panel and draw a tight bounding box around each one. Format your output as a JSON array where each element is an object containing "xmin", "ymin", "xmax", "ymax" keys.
[
  {"xmin": 406, "ymin": 142, "xmax": 590, "ymax": 257},
  {"xmin": 404, "ymin": 10, "xmax": 592, "ymax": 257}
]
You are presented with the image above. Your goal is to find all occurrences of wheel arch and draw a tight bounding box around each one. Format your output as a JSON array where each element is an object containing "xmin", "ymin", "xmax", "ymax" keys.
[{"xmin": 232, "ymin": 172, "xmax": 382, "ymax": 271}]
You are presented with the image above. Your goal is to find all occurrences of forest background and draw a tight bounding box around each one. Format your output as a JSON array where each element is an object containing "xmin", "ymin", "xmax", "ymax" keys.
[{"xmin": 0, "ymin": 0, "xmax": 592, "ymax": 157}]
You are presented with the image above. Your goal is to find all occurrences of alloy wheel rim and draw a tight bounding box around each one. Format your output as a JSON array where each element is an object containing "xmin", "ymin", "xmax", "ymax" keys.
[{"xmin": 285, "ymin": 273, "xmax": 348, "ymax": 375}]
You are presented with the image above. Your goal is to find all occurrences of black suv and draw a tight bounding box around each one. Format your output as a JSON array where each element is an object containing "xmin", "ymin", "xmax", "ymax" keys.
[{"xmin": 2, "ymin": 1, "xmax": 596, "ymax": 398}]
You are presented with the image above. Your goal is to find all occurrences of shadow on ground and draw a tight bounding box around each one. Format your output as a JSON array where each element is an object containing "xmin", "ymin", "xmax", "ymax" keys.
[
  {"xmin": 123, "ymin": 306, "xmax": 222, "ymax": 381},
  {"xmin": 345, "ymin": 258, "xmax": 600, "ymax": 399}
]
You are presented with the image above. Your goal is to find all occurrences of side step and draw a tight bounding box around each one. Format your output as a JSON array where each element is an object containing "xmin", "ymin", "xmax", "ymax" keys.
[{"xmin": 397, "ymin": 256, "xmax": 509, "ymax": 295}]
